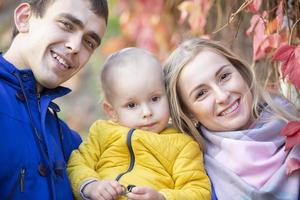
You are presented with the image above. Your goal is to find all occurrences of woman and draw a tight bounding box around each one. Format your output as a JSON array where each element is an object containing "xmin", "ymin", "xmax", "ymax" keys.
[{"xmin": 163, "ymin": 38, "xmax": 300, "ymax": 200}]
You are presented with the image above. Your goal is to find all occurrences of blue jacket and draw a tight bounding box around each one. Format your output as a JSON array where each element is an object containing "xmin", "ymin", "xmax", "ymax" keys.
[{"xmin": 0, "ymin": 55, "xmax": 82, "ymax": 200}]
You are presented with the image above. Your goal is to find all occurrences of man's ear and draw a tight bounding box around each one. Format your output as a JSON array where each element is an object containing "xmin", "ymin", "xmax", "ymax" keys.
[
  {"xmin": 14, "ymin": 3, "xmax": 31, "ymax": 33},
  {"xmin": 102, "ymin": 100, "xmax": 118, "ymax": 122}
]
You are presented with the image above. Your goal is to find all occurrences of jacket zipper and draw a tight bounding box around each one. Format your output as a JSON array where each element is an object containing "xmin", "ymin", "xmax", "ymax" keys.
[
  {"xmin": 6, "ymin": 167, "xmax": 26, "ymax": 200},
  {"xmin": 115, "ymin": 129, "xmax": 136, "ymax": 181},
  {"xmin": 20, "ymin": 168, "xmax": 25, "ymax": 192},
  {"xmin": 37, "ymin": 93, "xmax": 41, "ymax": 113}
]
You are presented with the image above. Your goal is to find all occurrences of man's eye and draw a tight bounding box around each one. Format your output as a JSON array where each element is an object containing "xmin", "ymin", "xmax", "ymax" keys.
[
  {"xmin": 84, "ymin": 39, "xmax": 96, "ymax": 50},
  {"xmin": 151, "ymin": 96, "xmax": 160, "ymax": 102},
  {"xmin": 60, "ymin": 20, "xmax": 73, "ymax": 31}
]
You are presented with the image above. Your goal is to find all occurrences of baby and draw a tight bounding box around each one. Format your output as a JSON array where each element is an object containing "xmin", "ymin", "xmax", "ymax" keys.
[{"xmin": 67, "ymin": 47, "xmax": 211, "ymax": 200}]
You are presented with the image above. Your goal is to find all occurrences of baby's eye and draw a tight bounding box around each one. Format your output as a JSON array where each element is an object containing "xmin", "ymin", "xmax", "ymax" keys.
[
  {"xmin": 151, "ymin": 96, "xmax": 160, "ymax": 102},
  {"xmin": 127, "ymin": 103, "xmax": 137, "ymax": 109}
]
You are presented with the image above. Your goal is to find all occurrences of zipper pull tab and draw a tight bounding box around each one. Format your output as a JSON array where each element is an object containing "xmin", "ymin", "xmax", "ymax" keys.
[
  {"xmin": 37, "ymin": 93, "xmax": 41, "ymax": 112},
  {"xmin": 20, "ymin": 168, "xmax": 26, "ymax": 192}
]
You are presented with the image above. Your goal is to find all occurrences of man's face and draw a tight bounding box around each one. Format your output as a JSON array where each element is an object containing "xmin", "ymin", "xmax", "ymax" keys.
[{"xmin": 20, "ymin": 0, "xmax": 106, "ymax": 91}]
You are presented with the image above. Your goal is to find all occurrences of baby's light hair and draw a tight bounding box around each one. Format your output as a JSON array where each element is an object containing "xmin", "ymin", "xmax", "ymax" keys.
[{"xmin": 100, "ymin": 47, "xmax": 162, "ymax": 103}]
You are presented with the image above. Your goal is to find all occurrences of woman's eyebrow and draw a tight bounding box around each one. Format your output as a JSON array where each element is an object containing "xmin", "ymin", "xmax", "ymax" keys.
[
  {"xmin": 215, "ymin": 64, "xmax": 231, "ymax": 77},
  {"xmin": 188, "ymin": 83, "xmax": 204, "ymax": 98},
  {"xmin": 188, "ymin": 64, "xmax": 231, "ymax": 98}
]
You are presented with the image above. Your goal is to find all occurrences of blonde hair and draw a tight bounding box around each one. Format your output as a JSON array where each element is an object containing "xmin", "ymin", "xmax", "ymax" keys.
[
  {"xmin": 101, "ymin": 47, "xmax": 161, "ymax": 103},
  {"xmin": 163, "ymin": 38, "xmax": 298, "ymax": 149}
]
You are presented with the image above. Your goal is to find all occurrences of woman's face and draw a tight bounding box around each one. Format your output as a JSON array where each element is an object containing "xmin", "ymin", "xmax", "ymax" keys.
[{"xmin": 178, "ymin": 50, "xmax": 253, "ymax": 132}]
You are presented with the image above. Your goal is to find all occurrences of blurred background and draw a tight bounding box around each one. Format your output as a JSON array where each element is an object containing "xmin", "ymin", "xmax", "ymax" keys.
[{"xmin": 1, "ymin": 0, "xmax": 299, "ymax": 138}]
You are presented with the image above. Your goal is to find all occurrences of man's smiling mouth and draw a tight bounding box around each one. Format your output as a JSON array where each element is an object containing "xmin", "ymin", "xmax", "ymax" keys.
[{"xmin": 51, "ymin": 51, "xmax": 71, "ymax": 69}]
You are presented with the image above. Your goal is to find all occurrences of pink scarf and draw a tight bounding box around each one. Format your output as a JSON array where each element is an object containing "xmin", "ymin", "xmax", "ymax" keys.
[{"xmin": 202, "ymin": 97, "xmax": 300, "ymax": 200}]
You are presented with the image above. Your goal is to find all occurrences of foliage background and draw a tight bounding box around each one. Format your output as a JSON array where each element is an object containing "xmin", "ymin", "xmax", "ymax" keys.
[{"xmin": 0, "ymin": 0, "xmax": 299, "ymax": 138}]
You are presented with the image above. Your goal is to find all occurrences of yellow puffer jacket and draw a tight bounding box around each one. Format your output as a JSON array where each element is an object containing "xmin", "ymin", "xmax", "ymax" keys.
[{"xmin": 67, "ymin": 120, "xmax": 211, "ymax": 200}]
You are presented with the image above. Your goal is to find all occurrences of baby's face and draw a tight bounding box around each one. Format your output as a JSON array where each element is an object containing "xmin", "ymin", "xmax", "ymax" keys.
[{"xmin": 109, "ymin": 63, "xmax": 170, "ymax": 133}]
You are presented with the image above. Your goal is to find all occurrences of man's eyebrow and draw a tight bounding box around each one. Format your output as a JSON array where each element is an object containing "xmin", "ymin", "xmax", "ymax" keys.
[
  {"xmin": 60, "ymin": 13, "xmax": 101, "ymax": 45},
  {"xmin": 60, "ymin": 13, "xmax": 84, "ymax": 28}
]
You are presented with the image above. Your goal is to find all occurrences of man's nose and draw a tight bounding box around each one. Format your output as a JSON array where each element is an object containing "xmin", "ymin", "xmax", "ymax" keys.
[{"xmin": 65, "ymin": 35, "xmax": 82, "ymax": 54}]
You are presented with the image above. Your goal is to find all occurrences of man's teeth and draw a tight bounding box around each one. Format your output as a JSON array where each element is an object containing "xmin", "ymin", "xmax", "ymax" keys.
[
  {"xmin": 221, "ymin": 101, "xmax": 239, "ymax": 116},
  {"xmin": 52, "ymin": 52, "xmax": 70, "ymax": 69}
]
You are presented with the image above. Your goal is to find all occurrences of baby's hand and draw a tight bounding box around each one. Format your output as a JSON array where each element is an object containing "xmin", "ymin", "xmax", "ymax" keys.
[
  {"xmin": 126, "ymin": 186, "xmax": 165, "ymax": 200},
  {"xmin": 82, "ymin": 180, "xmax": 125, "ymax": 200}
]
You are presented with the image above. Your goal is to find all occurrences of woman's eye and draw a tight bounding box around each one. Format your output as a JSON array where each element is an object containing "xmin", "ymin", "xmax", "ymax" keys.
[
  {"xmin": 195, "ymin": 90, "xmax": 206, "ymax": 100},
  {"xmin": 151, "ymin": 96, "xmax": 160, "ymax": 102},
  {"xmin": 220, "ymin": 72, "xmax": 230, "ymax": 81}
]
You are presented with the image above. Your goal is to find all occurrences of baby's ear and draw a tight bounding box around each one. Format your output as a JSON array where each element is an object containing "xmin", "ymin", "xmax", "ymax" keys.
[
  {"xmin": 102, "ymin": 100, "xmax": 118, "ymax": 122},
  {"xmin": 14, "ymin": 3, "xmax": 32, "ymax": 33}
]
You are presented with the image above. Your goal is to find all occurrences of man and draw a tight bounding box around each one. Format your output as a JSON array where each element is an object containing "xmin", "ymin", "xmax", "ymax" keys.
[{"xmin": 0, "ymin": 0, "xmax": 108, "ymax": 199}]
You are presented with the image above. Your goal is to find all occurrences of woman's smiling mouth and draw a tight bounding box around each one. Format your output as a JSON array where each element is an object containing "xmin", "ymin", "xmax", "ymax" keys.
[{"xmin": 219, "ymin": 98, "xmax": 240, "ymax": 116}]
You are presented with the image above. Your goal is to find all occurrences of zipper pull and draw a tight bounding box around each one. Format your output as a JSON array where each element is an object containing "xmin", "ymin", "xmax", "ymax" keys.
[
  {"xmin": 37, "ymin": 93, "xmax": 41, "ymax": 112},
  {"xmin": 20, "ymin": 168, "xmax": 26, "ymax": 192}
]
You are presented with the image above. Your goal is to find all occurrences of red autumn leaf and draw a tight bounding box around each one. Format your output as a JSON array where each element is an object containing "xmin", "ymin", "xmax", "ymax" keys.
[
  {"xmin": 246, "ymin": 14, "xmax": 266, "ymax": 60},
  {"xmin": 272, "ymin": 44, "xmax": 293, "ymax": 78},
  {"xmin": 246, "ymin": 0, "xmax": 262, "ymax": 13},
  {"xmin": 178, "ymin": 0, "xmax": 211, "ymax": 34},
  {"xmin": 101, "ymin": 36, "xmax": 128, "ymax": 56},
  {"xmin": 276, "ymin": 0, "xmax": 284, "ymax": 29},
  {"xmin": 136, "ymin": 23, "xmax": 158, "ymax": 52},
  {"xmin": 272, "ymin": 44, "xmax": 294, "ymax": 62},
  {"xmin": 139, "ymin": 0, "xmax": 164, "ymax": 13},
  {"xmin": 289, "ymin": 55, "xmax": 300, "ymax": 87},
  {"xmin": 245, "ymin": 12, "xmax": 285, "ymax": 60},
  {"xmin": 267, "ymin": 2, "xmax": 285, "ymax": 34},
  {"xmin": 246, "ymin": 14, "xmax": 261, "ymax": 36},
  {"xmin": 287, "ymin": 158, "xmax": 300, "ymax": 176},
  {"xmin": 266, "ymin": 0, "xmax": 284, "ymax": 33},
  {"xmin": 281, "ymin": 121, "xmax": 300, "ymax": 136},
  {"xmin": 280, "ymin": 121, "xmax": 300, "ymax": 150},
  {"xmin": 178, "ymin": 1, "xmax": 193, "ymax": 25},
  {"xmin": 267, "ymin": 19, "xmax": 279, "ymax": 34},
  {"xmin": 273, "ymin": 44, "xmax": 300, "ymax": 90},
  {"xmin": 257, "ymin": 33, "xmax": 286, "ymax": 60}
]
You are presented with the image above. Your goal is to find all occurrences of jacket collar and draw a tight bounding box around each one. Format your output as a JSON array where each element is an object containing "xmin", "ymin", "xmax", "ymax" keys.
[{"xmin": 0, "ymin": 54, "xmax": 71, "ymax": 100}]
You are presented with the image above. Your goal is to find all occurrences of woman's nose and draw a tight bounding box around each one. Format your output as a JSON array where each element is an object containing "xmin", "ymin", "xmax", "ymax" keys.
[{"xmin": 214, "ymin": 87, "xmax": 230, "ymax": 104}]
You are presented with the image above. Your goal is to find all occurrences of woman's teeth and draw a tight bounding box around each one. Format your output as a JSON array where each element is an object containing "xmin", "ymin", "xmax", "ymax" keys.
[{"xmin": 220, "ymin": 101, "xmax": 239, "ymax": 116}]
